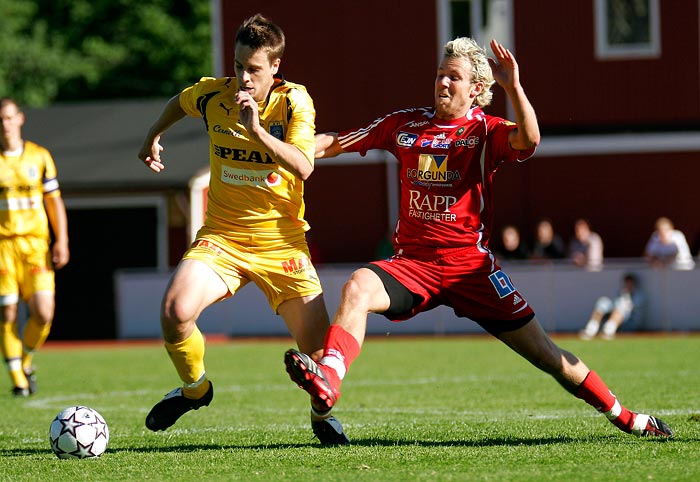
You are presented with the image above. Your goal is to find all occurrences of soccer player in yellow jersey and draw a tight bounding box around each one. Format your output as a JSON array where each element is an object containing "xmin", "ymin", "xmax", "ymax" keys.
[
  {"xmin": 0, "ymin": 97, "xmax": 70, "ymax": 397},
  {"xmin": 137, "ymin": 14, "xmax": 347, "ymax": 444}
]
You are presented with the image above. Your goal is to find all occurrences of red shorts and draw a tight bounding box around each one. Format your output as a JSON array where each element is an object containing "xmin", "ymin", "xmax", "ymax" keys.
[{"xmin": 371, "ymin": 246, "xmax": 534, "ymax": 330}]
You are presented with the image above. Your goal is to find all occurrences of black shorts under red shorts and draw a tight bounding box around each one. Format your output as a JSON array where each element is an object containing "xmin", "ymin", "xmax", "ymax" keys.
[{"xmin": 367, "ymin": 246, "xmax": 535, "ymax": 335}]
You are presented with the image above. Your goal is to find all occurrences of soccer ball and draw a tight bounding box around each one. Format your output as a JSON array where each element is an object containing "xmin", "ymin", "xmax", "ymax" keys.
[{"xmin": 49, "ymin": 406, "xmax": 109, "ymax": 459}]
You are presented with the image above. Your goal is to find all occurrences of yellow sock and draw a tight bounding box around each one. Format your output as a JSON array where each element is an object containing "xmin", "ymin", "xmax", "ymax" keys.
[
  {"xmin": 1, "ymin": 322, "xmax": 28, "ymax": 388},
  {"xmin": 165, "ymin": 326, "xmax": 209, "ymax": 399},
  {"xmin": 22, "ymin": 316, "xmax": 52, "ymax": 371}
]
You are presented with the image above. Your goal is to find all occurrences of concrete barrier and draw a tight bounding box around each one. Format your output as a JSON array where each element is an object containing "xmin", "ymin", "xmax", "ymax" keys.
[{"xmin": 115, "ymin": 260, "xmax": 699, "ymax": 338}]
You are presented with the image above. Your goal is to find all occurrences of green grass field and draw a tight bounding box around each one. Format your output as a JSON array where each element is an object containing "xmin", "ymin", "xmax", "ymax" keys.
[{"xmin": 0, "ymin": 334, "xmax": 698, "ymax": 481}]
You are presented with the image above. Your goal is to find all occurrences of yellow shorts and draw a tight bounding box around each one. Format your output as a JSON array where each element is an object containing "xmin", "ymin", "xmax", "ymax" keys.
[
  {"xmin": 0, "ymin": 236, "xmax": 54, "ymax": 305},
  {"xmin": 182, "ymin": 229, "xmax": 323, "ymax": 313}
]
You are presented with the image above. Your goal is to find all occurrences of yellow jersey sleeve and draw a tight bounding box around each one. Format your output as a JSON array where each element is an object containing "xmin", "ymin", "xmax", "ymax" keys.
[{"xmin": 283, "ymin": 85, "xmax": 315, "ymax": 166}]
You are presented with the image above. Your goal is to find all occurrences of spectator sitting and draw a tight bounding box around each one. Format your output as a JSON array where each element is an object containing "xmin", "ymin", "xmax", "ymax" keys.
[
  {"xmin": 644, "ymin": 217, "xmax": 695, "ymax": 270},
  {"xmin": 579, "ymin": 273, "xmax": 645, "ymax": 340},
  {"xmin": 531, "ymin": 218, "xmax": 566, "ymax": 260},
  {"xmin": 569, "ymin": 218, "xmax": 604, "ymax": 271},
  {"xmin": 497, "ymin": 225, "xmax": 529, "ymax": 261}
]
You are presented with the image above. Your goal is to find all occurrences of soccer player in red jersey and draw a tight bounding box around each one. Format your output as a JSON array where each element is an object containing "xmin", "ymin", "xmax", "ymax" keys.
[{"xmin": 285, "ymin": 38, "xmax": 673, "ymax": 440}]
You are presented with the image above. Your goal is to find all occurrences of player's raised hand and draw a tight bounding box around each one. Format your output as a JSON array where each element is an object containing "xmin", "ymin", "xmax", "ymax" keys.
[
  {"xmin": 488, "ymin": 39, "xmax": 520, "ymax": 90},
  {"xmin": 138, "ymin": 135, "xmax": 166, "ymax": 173},
  {"xmin": 235, "ymin": 89, "xmax": 259, "ymax": 134}
]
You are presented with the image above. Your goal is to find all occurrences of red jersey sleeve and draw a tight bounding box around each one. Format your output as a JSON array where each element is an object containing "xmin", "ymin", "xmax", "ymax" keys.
[
  {"xmin": 485, "ymin": 117, "xmax": 536, "ymax": 169},
  {"xmin": 337, "ymin": 109, "xmax": 425, "ymax": 155}
]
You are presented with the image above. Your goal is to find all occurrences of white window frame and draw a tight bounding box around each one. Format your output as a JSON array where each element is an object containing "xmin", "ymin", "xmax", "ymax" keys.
[
  {"xmin": 436, "ymin": 0, "xmax": 484, "ymax": 59},
  {"xmin": 594, "ymin": 0, "xmax": 661, "ymax": 60},
  {"xmin": 437, "ymin": 0, "xmax": 514, "ymax": 58}
]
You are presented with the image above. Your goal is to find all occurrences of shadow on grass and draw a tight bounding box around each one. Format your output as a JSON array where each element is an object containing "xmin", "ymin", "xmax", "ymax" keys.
[{"xmin": 0, "ymin": 433, "xmax": 682, "ymax": 457}]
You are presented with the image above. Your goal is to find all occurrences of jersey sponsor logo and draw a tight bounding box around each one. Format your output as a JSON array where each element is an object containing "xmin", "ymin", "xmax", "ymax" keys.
[
  {"xmin": 221, "ymin": 167, "xmax": 269, "ymax": 186},
  {"xmin": 488, "ymin": 270, "xmax": 516, "ymax": 299},
  {"xmin": 265, "ymin": 171, "xmax": 282, "ymax": 187},
  {"xmin": 29, "ymin": 265, "xmax": 50, "ymax": 274},
  {"xmin": 0, "ymin": 195, "xmax": 43, "ymax": 212},
  {"xmin": 396, "ymin": 132, "xmax": 418, "ymax": 147},
  {"xmin": 281, "ymin": 256, "xmax": 311, "ymax": 275},
  {"xmin": 0, "ymin": 185, "xmax": 38, "ymax": 194},
  {"xmin": 214, "ymin": 144, "xmax": 274, "ymax": 163},
  {"xmin": 430, "ymin": 133, "xmax": 451, "ymax": 149},
  {"xmin": 408, "ymin": 120, "xmax": 429, "ymax": 128},
  {"xmin": 269, "ymin": 121, "xmax": 284, "ymax": 140},
  {"xmin": 456, "ymin": 127, "xmax": 465, "ymax": 136},
  {"xmin": 406, "ymin": 154, "xmax": 462, "ymax": 187},
  {"xmin": 212, "ymin": 124, "xmax": 245, "ymax": 138},
  {"xmin": 219, "ymin": 102, "xmax": 234, "ymax": 116},
  {"xmin": 407, "ymin": 189, "xmax": 457, "ymax": 221},
  {"xmin": 419, "ymin": 133, "xmax": 451, "ymax": 149},
  {"xmin": 192, "ymin": 239, "xmax": 223, "ymax": 255},
  {"xmin": 454, "ymin": 136, "xmax": 480, "ymax": 148}
]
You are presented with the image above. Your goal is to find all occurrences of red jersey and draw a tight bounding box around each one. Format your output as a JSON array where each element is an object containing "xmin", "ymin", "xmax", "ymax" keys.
[{"xmin": 338, "ymin": 106, "xmax": 535, "ymax": 254}]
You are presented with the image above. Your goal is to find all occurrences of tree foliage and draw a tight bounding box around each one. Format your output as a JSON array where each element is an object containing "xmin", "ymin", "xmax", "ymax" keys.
[{"xmin": 0, "ymin": 0, "xmax": 212, "ymax": 106}]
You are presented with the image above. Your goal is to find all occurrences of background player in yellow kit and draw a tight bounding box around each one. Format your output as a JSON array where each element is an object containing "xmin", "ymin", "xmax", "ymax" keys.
[
  {"xmin": 137, "ymin": 14, "xmax": 346, "ymax": 444},
  {"xmin": 0, "ymin": 97, "xmax": 70, "ymax": 397}
]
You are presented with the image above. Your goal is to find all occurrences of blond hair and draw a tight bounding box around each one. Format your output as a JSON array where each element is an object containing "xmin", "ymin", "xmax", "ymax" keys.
[{"xmin": 443, "ymin": 37, "xmax": 494, "ymax": 107}]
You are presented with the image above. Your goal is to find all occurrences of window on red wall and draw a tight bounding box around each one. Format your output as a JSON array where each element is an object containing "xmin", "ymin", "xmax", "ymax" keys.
[
  {"xmin": 594, "ymin": 0, "xmax": 660, "ymax": 60},
  {"xmin": 437, "ymin": 0, "xmax": 514, "ymax": 56}
]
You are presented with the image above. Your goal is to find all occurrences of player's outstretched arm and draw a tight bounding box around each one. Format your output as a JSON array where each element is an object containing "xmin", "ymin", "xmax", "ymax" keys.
[
  {"xmin": 138, "ymin": 94, "xmax": 187, "ymax": 173},
  {"xmin": 315, "ymin": 133, "xmax": 344, "ymax": 159},
  {"xmin": 488, "ymin": 39, "xmax": 540, "ymax": 151}
]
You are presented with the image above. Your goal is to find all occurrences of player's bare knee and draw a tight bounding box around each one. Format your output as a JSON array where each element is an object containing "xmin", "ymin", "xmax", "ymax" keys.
[
  {"xmin": 161, "ymin": 297, "xmax": 197, "ymax": 328},
  {"xmin": 34, "ymin": 312, "xmax": 53, "ymax": 326},
  {"xmin": 32, "ymin": 305, "xmax": 54, "ymax": 326},
  {"xmin": 340, "ymin": 275, "xmax": 373, "ymax": 309},
  {"xmin": 1, "ymin": 304, "xmax": 18, "ymax": 323}
]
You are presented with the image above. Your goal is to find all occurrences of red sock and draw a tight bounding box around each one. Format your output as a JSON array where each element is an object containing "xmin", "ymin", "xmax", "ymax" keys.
[
  {"xmin": 320, "ymin": 325, "xmax": 360, "ymax": 382},
  {"xmin": 576, "ymin": 370, "xmax": 635, "ymax": 432}
]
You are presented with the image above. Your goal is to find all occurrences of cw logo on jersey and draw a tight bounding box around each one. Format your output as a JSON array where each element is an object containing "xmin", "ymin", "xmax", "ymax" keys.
[{"xmin": 396, "ymin": 132, "xmax": 417, "ymax": 147}]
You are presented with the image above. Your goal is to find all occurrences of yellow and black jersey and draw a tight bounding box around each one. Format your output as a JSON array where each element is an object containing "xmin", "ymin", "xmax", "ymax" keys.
[
  {"xmin": 0, "ymin": 141, "xmax": 60, "ymax": 239},
  {"xmin": 180, "ymin": 76, "xmax": 316, "ymax": 239}
]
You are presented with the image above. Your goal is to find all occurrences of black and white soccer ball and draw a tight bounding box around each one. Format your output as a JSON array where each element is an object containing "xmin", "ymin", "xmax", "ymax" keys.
[{"xmin": 49, "ymin": 406, "xmax": 109, "ymax": 459}]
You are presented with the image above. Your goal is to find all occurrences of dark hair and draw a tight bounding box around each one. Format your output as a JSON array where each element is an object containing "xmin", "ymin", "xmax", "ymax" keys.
[
  {"xmin": 623, "ymin": 273, "xmax": 638, "ymax": 284},
  {"xmin": 235, "ymin": 14, "xmax": 285, "ymax": 61}
]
